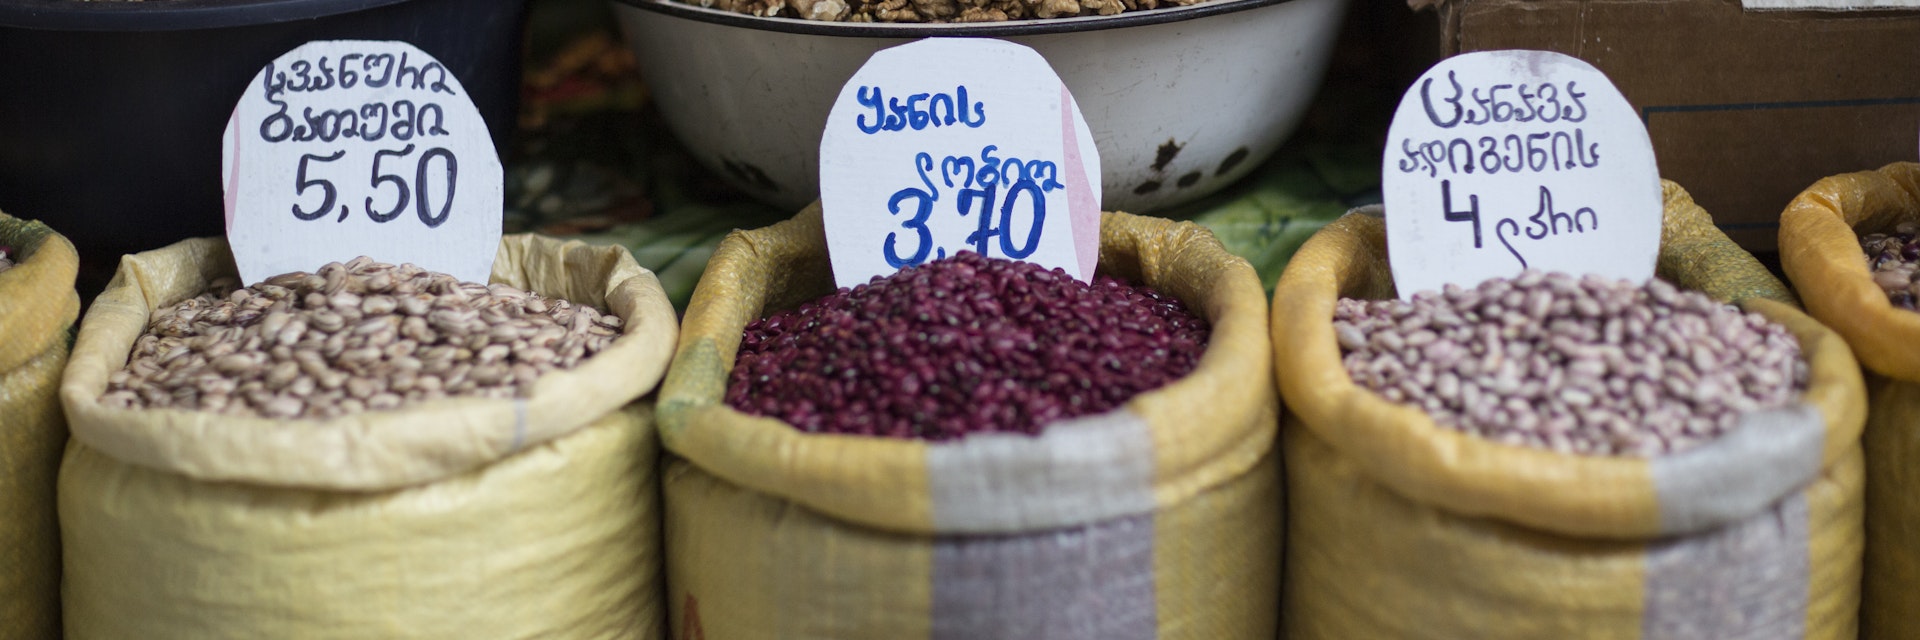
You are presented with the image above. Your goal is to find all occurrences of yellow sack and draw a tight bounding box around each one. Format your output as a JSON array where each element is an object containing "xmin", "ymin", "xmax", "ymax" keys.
[
  {"xmin": 657, "ymin": 204, "xmax": 1280, "ymax": 640},
  {"xmin": 0, "ymin": 212, "xmax": 79, "ymax": 640},
  {"xmin": 1273, "ymin": 181, "xmax": 1865, "ymax": 639},
  {"xmin": 58, "ymin": 234, "xmax": 677, "ymax": 639},
  {"xmin": 1779, "ymin": 161, "xmax": 1920, "ymax": 640}
]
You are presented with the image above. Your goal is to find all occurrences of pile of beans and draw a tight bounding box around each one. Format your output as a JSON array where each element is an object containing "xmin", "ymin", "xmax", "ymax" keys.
[
  {"xmin": 727, "ymin": 252, "xmax": 1208, "ymax": 441},
  {"xmin": 1863, "ymin": 222, "xmax": 1920, "ymax": 310},
  {"xmin": 1334, "ymin": 271, "xmax": 1806, "ymax": 456},
  {"xmin": 100, "ymin": 257, "xmax": 621, "ymax": 419}
]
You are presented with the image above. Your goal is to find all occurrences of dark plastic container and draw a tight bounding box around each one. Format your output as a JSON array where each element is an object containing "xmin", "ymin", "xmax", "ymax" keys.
[{"xmin": 0, "ymin": 0, "xmax": 528, "ymax": 296}]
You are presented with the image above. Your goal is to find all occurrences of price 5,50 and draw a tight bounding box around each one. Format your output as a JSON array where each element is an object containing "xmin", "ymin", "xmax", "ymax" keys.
[{"xmin": 291, "ymin": 143, "xmax": 458, "ymax": 227}]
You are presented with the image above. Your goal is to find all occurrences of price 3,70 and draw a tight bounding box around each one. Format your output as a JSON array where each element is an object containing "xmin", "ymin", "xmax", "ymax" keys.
[
  {"xmin": 290, "ymin": 143, "xmax": 458, "ymax": 227},
  {"xmin": 1440, "ymin": 180, "xmax": 1598, "ymax": 268},
  {"xmin": 883, "ymin": 146, "xmax": 1066, "ymax": 268}
]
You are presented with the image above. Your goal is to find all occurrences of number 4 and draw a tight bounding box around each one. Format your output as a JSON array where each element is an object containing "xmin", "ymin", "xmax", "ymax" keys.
[{"xmin": 1441, "ymin": 179, "xmax": 1481, "ymax": 249}]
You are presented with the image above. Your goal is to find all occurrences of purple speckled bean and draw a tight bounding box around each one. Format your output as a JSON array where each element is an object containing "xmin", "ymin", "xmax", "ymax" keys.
[
  {"xmin": 727, "ymin": 252, "xmax": 1209, "ymax": 441},
  {"xmin": 1862, "ymin": 221, "xmax": 1920, "ymax": 309},
  {"xmin": 1333, "ymin": 271, "xmax": 1807, "ymax": 457}
]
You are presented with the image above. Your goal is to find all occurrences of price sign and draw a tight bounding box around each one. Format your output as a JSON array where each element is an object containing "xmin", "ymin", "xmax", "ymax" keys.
[
  {"xmin": 1382, "ymin": 50, "xmax": 1662, "ymax": 298},
  {"xmin": 819, "ymin": 38, "xmax": 1101, "ymax": 288},
  {"xmin": 222, "ymin": 40, "xmax": 503, "ymax": 285}
]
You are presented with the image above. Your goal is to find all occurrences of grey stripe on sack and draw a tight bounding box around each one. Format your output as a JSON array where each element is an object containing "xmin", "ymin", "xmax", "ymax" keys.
[
  {"xmin": 931, "ymin": 513, "xmax": 1158, "ymax": 640},
  {"xmin": 927, "ymin": 410, "xmax": 1157, "ymax": 533},
  {"xmin": 1642, "ymin": 493, "xmax": 1810, "ymax": 640},
  {"xmin": 1651, "ymin": 403, "xmax": 1824, "ymax": 535}
]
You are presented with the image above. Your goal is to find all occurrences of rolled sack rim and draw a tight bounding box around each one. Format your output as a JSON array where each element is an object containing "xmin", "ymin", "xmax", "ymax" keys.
[
  {"xmin": 1779, "ymin": 161, "xmax": 1920, "ymax": 381},
  {"xmin": 0, "ymin": 211, "xmax": 81, "ymax": 374},
  {"xmin": 659, "ymin": 202, "xmax": 1279, "ymax": 536},
  {"xmin": 58, "ymin": 234, "xmax": 679, "ymax": 492},
  {"xmin": 1272, "ymin": 201, "xmax": 1863, "ymax": 539}
]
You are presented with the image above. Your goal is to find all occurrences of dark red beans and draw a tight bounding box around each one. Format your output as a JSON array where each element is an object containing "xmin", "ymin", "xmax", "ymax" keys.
[{"xmin": 726, "ymin": 252, "xmax": 1209, "ymax": 441}]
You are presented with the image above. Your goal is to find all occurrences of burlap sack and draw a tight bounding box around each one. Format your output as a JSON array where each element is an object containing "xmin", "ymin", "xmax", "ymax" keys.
[
  {"xmin": 0, "ymin": 211, "xmax": 79, "ymax": 640},
  {"xmin": 1274, "ymin": 181, "xmax": 1864, "ymax": 639},
  {"xmin": 655, "ymin": 203, "xmax": 1280, "ymax": 640},
  {"xmin": 1779, "ymin": 161, "xmax": 1920, "ymax": 640},
  {"xmin": 58, "ymin": 234, "xmax": 676, "ymax": 639}
]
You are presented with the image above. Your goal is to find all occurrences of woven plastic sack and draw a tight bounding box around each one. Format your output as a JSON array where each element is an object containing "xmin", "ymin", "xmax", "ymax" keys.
[
  {"xmin": 656, "ymin": 203, "xmax": 1279, "ymax": 640},
  {"xmin": 1779, "ymin": 161, "xmax": 1920, "ymax": 640},
  {"xmin": 1273, "ymin": 181, "xmax": 1865, "ymax": 639},
  {"xmin": 0, "ymin": 212, "xmax": 79, "ymax": 640},
  {"xmin": 57, "ymin": 234, "xmax": 677, "ymax": 639}
]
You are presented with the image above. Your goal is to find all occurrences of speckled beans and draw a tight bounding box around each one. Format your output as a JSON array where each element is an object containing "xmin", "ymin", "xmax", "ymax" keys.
[
  {"xmin": 726, "ymin": 251, "xmax": 1209, "ymax": 440},
  {"xmin": 101, "ymin": 256, "xmax": 620, "ymax": 420},
  {"xmin": 1334, "ymin": 270, "xmax": 1807, "ymax": 456},
  {"xmin": 685, "ymin": 0, "xmax": 1204, "ymax": 23},
  {"xmin": 1861, "ymin": 221, "xmax": 1920, "ymax": 309}
]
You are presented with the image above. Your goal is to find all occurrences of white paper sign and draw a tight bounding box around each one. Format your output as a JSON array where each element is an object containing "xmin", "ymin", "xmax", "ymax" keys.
[
  {"xmin": 222, "ymin": 40, "xmax": 503, "ymax": 285},
  {"xmin": 1382, "ymin": 50, "xmax": 1662, "ymax": 298},
  {"xmin": 819, "ymin": 38, "xmax": 1101, "ymax": 288}
]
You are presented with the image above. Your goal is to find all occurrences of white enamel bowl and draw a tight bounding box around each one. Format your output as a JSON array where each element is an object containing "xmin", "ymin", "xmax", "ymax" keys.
[{"xmin": 612, "ymin": 0, "xmax": 1348, "ymax": 211}]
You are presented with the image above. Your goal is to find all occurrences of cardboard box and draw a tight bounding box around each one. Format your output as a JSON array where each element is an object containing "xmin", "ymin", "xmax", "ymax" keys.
[{"xmin": 1438, "ymin": 0, "xmax": 1920, "ymax": 250}]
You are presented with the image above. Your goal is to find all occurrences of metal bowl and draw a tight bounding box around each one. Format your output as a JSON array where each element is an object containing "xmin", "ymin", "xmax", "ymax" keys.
[{"xmin": 611, "ymin": 0, "xmax": 1347, "ymax": 212}]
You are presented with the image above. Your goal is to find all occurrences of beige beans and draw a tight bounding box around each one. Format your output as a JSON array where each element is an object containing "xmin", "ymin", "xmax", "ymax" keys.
[
  {"xmin": 99, "ymin": 256, "xmax": 623, "ymax": 420},
  {"xmin": 1334, "ymin": 271, "xmax": 1807, "ymax": 457}
]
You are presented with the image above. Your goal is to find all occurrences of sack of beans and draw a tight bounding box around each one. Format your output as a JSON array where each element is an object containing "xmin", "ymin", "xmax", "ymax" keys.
[
  {"xmin": 1779, "ymin": 161, "xmax": 1920, "ymax": 640},
  {"xmin": 57, "ymin": 234, "xmax": 676, "ymax": 639},
  {"xmin": 0, "ymin": 212, "xmax": 79, "ymax": 640},
  {"xmin": 656, "ymin": 203, "xmax": 1278, "ymax": 639},
  {"xmin": 1273, "ymin": 181, "xmax": 1865, "ymax": 639}
]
